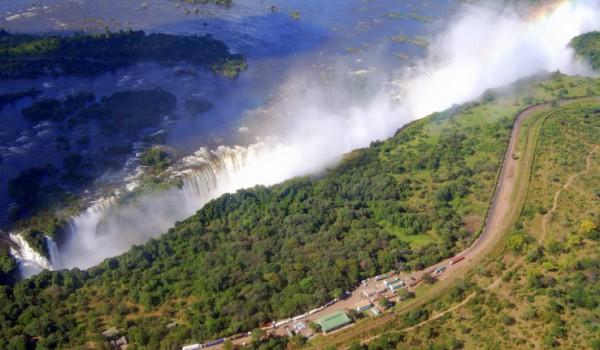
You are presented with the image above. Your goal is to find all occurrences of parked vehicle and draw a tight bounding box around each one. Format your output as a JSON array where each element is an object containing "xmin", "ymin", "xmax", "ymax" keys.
[
  {"xmin": 450, "ymin": 256, "xmax": 465, "ymax": 265},
  {"xmin": 203, "ymin": 338, "xmax": 225, "ymax": 348}
]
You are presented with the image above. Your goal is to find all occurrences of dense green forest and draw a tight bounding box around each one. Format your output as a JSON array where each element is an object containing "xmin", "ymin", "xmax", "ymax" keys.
[
  {"xmin": 571, "ymin": 31, "xmax": 600, "ymax": 70},
  {"xmin": 343, "ymin": 97, "xmax": 600, "ymax": 350},
  {"xmin": 0, "ymin": 30, "xmax": 246, "ymax": 79},
  {"xmin": 1, "ymin": 73, "xmax": 596, "ymax": 349}
]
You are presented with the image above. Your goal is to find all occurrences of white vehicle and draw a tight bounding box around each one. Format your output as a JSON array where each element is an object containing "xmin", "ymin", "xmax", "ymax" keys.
[
  {"xmin": 182, "ymin": 344, "xmax": 201, "ymax": 350},
  {"xmin": 274, "ymin": 319, "xmax": 292, "ymax": 328},
  {"xmin": 292, "ymin": 314, "xmax": 307, "ymax": 321}
]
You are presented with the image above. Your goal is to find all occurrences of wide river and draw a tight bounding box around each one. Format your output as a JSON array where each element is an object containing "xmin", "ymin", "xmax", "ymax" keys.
[
  {"xmin": 0, "ymin": 0, "xmax": 452, "ymax": 224},
  {"xmin": 5, "ymin": 0, "xmax": 597, "ymax": 275},
  {"xmin": 0, "ymin": 0, "xmax": 455, "ymax": 273}
]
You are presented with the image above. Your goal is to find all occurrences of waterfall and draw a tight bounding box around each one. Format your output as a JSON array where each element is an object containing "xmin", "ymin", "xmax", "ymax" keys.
[
  {"xmin": 56, "ymin": 137, "xmax": 364, "ymax": 270},
  {"xmin": 9, "ymin": 233, "xmax": 53, "ymax": 278},
  {"xmin": 42, "ymin": 0, "xmax": 600, "ymax": 274},
  {"xmin": 45, "ymin": 235, "xmax": 60, "ymax": 268},
  {"xmin": 57, "ymin": 144, "xmax": 259, "ymax": 269},
  {"xmin": 63, "ymin": 196, "xmax": 118, "ymax": 262}
]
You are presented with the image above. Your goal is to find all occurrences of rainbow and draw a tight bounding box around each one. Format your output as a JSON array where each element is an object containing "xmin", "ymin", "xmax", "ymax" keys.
[{"xmin": 526, "ymin": 0, "xmax": 595, "ymax": 22}]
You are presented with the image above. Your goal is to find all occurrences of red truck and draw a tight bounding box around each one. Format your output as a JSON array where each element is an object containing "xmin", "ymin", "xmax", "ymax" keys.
[{"xmin": 450, "ymin": 256, "xmax": 465, "ymax": 265}]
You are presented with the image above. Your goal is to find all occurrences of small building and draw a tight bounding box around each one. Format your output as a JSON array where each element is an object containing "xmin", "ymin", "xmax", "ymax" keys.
[
  {"xmin": 383, "ymin": 277, "xmax": 400, "ymax": 287},
  {"xmin": 110, "ymin": 336, "xmax": 128, "ymax": 349},
  {"xmin": 370, "ymin": 307, "xmax": 381, "ymax": 316},
  {"xmin": 388, "ymin": 280, "xmax": 405, "ymax": 292},
  {"xmin": 375, "ymin": 286, "xmax": 388, "ymax": 295},
  {"xmin": 362, "ymin": 288, "xmax": 377, "ymax": 298},
  {"xmin": 315, "ymin": 311, "xmax": 353, "ymax": 334},
  {"xmin": 354, "ymin": 300, "xmax": 373, "ymax": 312}
]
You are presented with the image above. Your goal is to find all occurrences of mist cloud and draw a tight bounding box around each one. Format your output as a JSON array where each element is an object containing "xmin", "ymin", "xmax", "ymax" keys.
[
  {"xmin": 399, "ymin": 0, "xmax": 600, "ymax": 117},
  {"xmin": 56, "ymin": 0, "xmax": 600, "ymax": 270}
]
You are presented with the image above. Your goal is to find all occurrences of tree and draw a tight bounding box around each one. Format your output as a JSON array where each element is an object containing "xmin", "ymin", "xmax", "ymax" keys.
[
  {"xmin": 397, "ymin": 288, "xmax": 415, "ymax": 300},
  {"xmin": 422, "ymin": 272, "xmax": 436, "ymax": 285},
  {"xmin": 308, "ymin": 322, "xmax": 321, "ymax": 333},
  {"xmin": 579, "ymin": 219, "xmax": 597, "ymax": 237},
  {"xmin": 378, "ymin": 297, "xmax": 390, "ymax": 309},
  {"xmin": 348, "ymin": 341, "xmax": 363, "ymax": 350},
  {"xmin": 251, "ymin": 327, "xmax": 266, "ymax": 342}
]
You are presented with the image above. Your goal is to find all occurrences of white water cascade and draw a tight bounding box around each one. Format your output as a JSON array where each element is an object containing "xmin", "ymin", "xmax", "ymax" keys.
[
  {"xmin": 45, "ymin": 235, "xmax": 60, "ymax": 268},
  {"xmin": 9, "ymin": 233, "xmax": 53, "ymax": 278},
  {"xmin": 58, "ymin": 144, "xmax": 263, "ymax": 269},
  {"xmin": 13, "ymin": 0, "xmax": 600, "ymax": 274}
]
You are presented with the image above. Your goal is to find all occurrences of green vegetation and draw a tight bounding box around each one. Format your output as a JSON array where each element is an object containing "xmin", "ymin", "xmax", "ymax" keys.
[
  {"xmin": 0, "ymin": 30, "xmax": 246, "ymax": 79},
  {"xmin": 7, "ymin": 165, "xmax": 73, "ymax": 222},
  {"xmin": 571, "ymin": 31, "xmax": 600, "ymax": 70},
  {"xmin": 315, "ymin": 93, "xmax": 600, "ymax": 349},
  {"xmin": 22, "ymin": 92, "xmax": 95, "ymax": 122},
  {"xmin": 390, "ymin": 35, "xmax": 430, "ymax": 47},
  {"xmin": 372, "ymin": 100, "xmax": 600, "ymax": 350},
  {"xmin": 140, "ymin": 147, "xmax": 173, "ymax": 173},
  {"xmin": 21, "ymin": 229, "xmax": 49, "ymax": 258},
  {"xmin": 0, "ymin": 73, "xmax": 593, "ymax": 349},
  {"xmin": 0, "ymin": 242, "xmax": 18, "ymax": 284},
  {"xmin": 386, "ymin": 12, "xmax": 434, "ymax": 23}
]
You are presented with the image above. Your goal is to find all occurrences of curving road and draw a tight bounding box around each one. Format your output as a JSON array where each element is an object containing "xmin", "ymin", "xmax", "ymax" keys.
[
  {"xmin": 213, "ymin": 99, "xmax": 592, "ymax": 349},
  {"xmin": 305, "ymin": 100, "xmax": 588, "ymax": 349},
  {"xmin": 409, "ymin": 102, "xmax": 550, "ymax": 283}
]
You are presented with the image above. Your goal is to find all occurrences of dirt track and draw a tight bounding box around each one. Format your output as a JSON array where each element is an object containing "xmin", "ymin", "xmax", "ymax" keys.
[
  {"xmin": 306, "ymin": 100, "xmax": 577, "ymax": 350},
  {"xmin": 213, "ymin": 100, "xmax": 590, "ymax": 350},
  {"xmin": 404, "ymin": 102, "xmax": 550, "ymax": 285}
]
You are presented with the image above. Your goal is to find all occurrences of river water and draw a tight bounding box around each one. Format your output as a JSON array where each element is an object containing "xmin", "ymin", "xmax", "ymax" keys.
[
  {"xmin": 0, "ymin": 0, "xmax": 453, "ymax": 273},
  {"xmin": 0, "ymin": 0, "xmax": 451, "ymax": 221},
  {"xmin": 6, "ymin": 0, "xmax": 597, "ymax": 276}
]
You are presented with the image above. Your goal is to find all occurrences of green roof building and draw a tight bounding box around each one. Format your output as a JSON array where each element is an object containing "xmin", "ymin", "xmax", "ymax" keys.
[{"xmin": 315, "ymin": 311, "xmax": 352, "ymax": 333}]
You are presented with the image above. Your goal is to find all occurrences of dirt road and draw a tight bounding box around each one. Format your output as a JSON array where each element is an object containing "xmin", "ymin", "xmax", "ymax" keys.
[
  {"xmin": 401, "ymin": 102, "xmax": 550, "ymax": 286},
  {"xmin": 306, "ymin": 100, "xmax": 586, "ymax": 349},
  {"xmin": 207, "ymin": 99, "xmax": 591, "ymax": 350}
]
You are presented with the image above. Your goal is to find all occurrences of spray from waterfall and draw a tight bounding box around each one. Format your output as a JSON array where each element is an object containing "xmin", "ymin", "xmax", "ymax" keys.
[
  {"xmin": 58, "ymin": 146, "xmax": 259, "ymax": 269},
  {"xmin": 18, "ymin": 0, "xmax": 600, "ymax": 273},
  {"xmin": 45, "ymin": 235, "xmax": 60, "ymax": 268}
]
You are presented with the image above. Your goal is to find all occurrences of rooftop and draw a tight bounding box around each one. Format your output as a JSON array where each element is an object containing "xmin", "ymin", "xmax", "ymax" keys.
[
  {"xmin": 316, "ymin": 311, "xmax": 352, "ymax": 333},
  {"xmin": 355, "ymin": 300, "xmax": 373, "ymax": 308}
]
